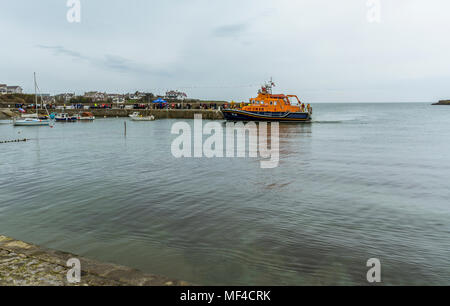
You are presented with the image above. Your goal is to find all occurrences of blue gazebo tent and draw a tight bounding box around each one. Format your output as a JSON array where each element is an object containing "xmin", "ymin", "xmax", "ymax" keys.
[{"xmin": 152, "ymin": 98, "xmax": 167, "ymax": 104}]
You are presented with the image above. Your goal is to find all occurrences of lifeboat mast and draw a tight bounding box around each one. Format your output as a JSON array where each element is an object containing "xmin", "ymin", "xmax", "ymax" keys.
[{"xmin": 258, "ymin": 78, "xmax": 275, "ymax": 95}]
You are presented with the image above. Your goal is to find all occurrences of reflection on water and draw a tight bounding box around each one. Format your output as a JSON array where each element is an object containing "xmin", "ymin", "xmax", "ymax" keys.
[{"xmin": 0, "ymin": 103, "xmax": 449, "ymax": 285}]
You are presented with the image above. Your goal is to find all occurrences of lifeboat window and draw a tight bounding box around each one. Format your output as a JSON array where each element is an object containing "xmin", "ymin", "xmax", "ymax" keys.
[{"xmin": 274, "ymin": 102, "xmax": 277, "ymax": 106}]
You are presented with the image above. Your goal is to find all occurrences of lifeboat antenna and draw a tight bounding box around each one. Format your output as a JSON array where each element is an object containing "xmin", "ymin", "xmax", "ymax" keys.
[{"xmin": 260, "ymin": 78, "xmax": 275, "ymax": 94}]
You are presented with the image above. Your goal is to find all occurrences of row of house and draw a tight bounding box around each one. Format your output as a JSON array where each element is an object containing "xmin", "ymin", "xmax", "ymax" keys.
[
  {"xmin": 84, "ymin": 92, "xmax": 129, "ymax": 103},
  {"xmin": 165, "ymin": 90, "xmax": 188, "ymax": 100},
  {"xmin": 1, "ymin": 84, "xmax": 188, "ymax": 102},
  {"xmin": 54, "ymin": 93, "xmax": 76, "ymax": 103},
  {"xmin": 82, "ymin": 90, "xmax": 188, "ymax": 103},
  {"xmin": 0, "ymin": 84, "xmax": 23, "ymax": 95}
]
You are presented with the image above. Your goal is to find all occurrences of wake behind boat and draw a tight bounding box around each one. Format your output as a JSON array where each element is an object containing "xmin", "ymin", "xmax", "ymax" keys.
[{"xmin": 221, "ymin": 79, "xmax": 312, "ymax": 122}]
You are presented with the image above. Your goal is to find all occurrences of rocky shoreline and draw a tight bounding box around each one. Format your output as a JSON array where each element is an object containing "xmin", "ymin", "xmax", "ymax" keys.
[
  {"xmin": 0, "ymin": 109, "xmax": 15, "ymax": 120},
  {"xmin": 432, "ymin": 100, "xmax": 450, "ymax": 105},
  {"xmin": 0, "ymin": 235, "xmax": 189, "ymax": 286}
]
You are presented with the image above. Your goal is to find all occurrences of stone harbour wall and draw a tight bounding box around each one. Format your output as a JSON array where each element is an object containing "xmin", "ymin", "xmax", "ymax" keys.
[{"xmin": 1, "ymin": 108, "xmax": 225, "ymax": 120}]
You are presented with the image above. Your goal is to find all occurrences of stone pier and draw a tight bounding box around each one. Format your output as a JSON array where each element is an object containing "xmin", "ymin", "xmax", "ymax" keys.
[{"xmin": 1, "ymin": 108, "xmax": 225, "ymax": 120}]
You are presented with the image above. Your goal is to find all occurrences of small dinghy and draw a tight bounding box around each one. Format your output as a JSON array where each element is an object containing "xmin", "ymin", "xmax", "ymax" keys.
[{"xmin": 78, "ymin": 112, "xmax": 95, "ymax": 121}]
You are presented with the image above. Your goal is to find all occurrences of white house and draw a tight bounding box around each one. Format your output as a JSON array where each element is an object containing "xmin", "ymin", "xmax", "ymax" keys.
[
  {"xmin": 107, "ymin": 94, "xmax": 126, "ymax": 104},
  {"xmin": 165, "ymin": 90, "xmax": 187, "ymax": 100},
  {"xmin": 55, "ymin": 93, "xmax": 75, "ymax": 103},
  {"xmin": 7, "ymin": 86, "xmax": 23, "ymax": 94},
  {"xmin": 40, "ymin": 94, "xmax": 55, "ymax": 104},
  {"xmin": 0, "ymin": 84, "xmax": 7, "ymax": 95},
  {"xmin": 127, "ymin": 93, "xmax": 140, "ymax": 100},
  {"xmin": 84, "ymin": 91, "xmax": 107, "ymax": 102},
  {"xmin": 112, "ymin": 97, "xmax": 125, "ymax": 104}
]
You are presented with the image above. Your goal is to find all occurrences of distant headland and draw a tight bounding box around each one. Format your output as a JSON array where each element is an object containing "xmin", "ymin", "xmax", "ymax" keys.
[{"xmin": 433, "ymin": 100, "xmax": 450, "ymax": 105}]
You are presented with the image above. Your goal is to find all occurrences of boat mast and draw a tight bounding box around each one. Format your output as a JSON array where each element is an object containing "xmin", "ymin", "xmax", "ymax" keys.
[
  {"xmin": 268, "ymin": 77, "xmax": 274, "ymax": 94},
  {"xmin": 34, "ymin": 72, "xmax": 38, "ymax": 115},
  {"xmin": 265, "ymin": 78, "xmax": 274, "ymax": 94}
]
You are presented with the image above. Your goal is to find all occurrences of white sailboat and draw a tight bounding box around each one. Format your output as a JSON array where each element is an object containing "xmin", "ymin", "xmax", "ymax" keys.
[{"xmin": 13, "ymin": 73, "xmax": 51, "ymax": 127}]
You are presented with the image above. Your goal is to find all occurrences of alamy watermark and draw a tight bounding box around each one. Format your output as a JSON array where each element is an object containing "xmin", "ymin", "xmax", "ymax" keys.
[
  {"xmin": 171, "ymin": 115, "xmax": 279, "ymax": 169},
  {"xmin": 366, "ymin": 258, "xmax": 381, "ymax": 283},
  {"xmin": 366, "ymin": 0, "xmax": 381, "ymax": 23},
  {"xmin": 66, "ymin": 258, "xmax": 81, "ymax": 283},
  {"xmin": 66, "ymin": 1, "xmax": 381, "ymax": 25},
  {"xmin": 67, "ymin": 0, "xmax": 81, "ymax": 23},
  {"xmin": 65, "ymin": 1, "xmax": 380, "ymax": 25}
]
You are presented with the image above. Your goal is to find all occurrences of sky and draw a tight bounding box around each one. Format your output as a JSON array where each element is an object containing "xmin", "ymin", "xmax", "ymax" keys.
[{"xmin": 1, "ymin": 0, "xmax": 450, "ymax": 102}]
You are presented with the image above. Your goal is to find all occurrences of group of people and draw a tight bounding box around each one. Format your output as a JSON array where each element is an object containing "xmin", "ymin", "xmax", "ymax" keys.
[
  {"xmin": 300, "ymin": 103, "xmax": 313, "ymax": 113},
  {"xmin": 153, "ymin": 103, "xmax": 219, "ymax": 110},
  {"xmin": 12, "ymin": 102, "xmax": 223, "ymax": 111}
]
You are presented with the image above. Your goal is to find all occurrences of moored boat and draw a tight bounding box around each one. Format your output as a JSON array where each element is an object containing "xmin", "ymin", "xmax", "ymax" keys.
[
  {"xmin": 78, "ymin": 112, "xmax": 95, "ymax": 121},
  {"xmin": 13, "ymin": 118, "xmax": 50, "ymax": 126},
  {"xmin": 221, "ymin": 79, "xmax": 312, "ymax": 122},
  {"xmin": 129, "ymin": 112, "xmax": 155, "ymax": 121},
  {"xmin": 13, "ymin": 73, "xmax": 51, "ymax": 127},
  {"xmin": 54, "ymin": 113, "xmax": 78, "ymax": 122}
]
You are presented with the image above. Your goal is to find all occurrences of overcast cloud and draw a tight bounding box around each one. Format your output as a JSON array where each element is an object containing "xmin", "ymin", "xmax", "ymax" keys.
[{"xmin": 1, "ymin": 0, "xmax": 450, "ymax": 102}]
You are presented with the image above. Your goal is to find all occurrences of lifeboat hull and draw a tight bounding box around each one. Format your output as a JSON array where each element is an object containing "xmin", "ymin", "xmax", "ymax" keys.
[{"xmin": 221, "ymin": 109, "xmax": 311, "ymax": 122}]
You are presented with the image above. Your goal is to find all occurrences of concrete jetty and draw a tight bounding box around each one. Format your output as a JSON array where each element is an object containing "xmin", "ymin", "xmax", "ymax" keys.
[{"xmin": 0, "ymin": 235, "xmax": 189, "ymax": 286}]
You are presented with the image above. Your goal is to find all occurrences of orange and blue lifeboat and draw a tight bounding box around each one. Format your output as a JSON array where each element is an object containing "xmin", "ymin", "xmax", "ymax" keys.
[{"xmin": 221, "ymin": 82, "xmax": 312, "ymax": 122}]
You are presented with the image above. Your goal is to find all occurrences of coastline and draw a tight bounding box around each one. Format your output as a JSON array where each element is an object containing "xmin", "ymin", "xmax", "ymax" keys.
[
  {"xmin": 0, "ymin": 235, "xmax": 189, "ymax": 286},
  {"xmin": 432, "ymin": 100, "xmax": 450, "ymax": 105}
]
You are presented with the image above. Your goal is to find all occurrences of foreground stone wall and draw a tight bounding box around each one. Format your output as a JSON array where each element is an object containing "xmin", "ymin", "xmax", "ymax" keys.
[{"xmin": 0, "ymin": 235, "xmax": 189, "ymax": 286}]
